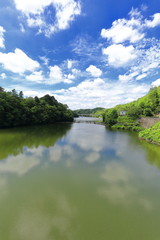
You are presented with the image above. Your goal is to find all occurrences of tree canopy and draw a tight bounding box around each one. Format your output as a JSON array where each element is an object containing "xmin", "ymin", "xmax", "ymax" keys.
[{"xmin": 0, "ymin": 88, "xmax": 74, "ymax": 128}]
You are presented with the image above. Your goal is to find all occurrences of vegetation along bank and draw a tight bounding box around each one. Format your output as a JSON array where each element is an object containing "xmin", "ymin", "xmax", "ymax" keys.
[
  {"xmin": 0, "ymin": 87, "xmax": 74, "ymax": 128},
  {"xmin": 99, "ymin": 86, "xmax": 160, "ymax": 145}
]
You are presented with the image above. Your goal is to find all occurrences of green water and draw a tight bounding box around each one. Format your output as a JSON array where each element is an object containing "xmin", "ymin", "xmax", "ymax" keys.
[{"xmin": 0, "ymin": 120, "xmax": 160, "ymax": 240}]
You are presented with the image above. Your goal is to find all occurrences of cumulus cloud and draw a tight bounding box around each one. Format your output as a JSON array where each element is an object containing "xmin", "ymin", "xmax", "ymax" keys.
[
  {"xmin": 118, "ymin": 40, "xmax": 160, "ymax": 83},
  {"xmin": 101, "ymin": 19, "xmax": 144, "ymax": 44},
  {"xmin": 49, "ymin": 65, "xmax": 73, "ymax": 85},
  {"xmin": 0, "ymin": 48, "xmax": 40, "ymax": 74},
  {"xmin": 26, "ymin": 71, "xmax": 44, "ymax": 83},
  {"xmin": 119, "ymin": 71, "xmax": 139, "ymax": 83},
  {"xmin": 67, "ymin": 60, "xmax": 74, "ymax": 69},
  {"xmin": 19, "ymin": 23, "xmax": 25, "ymax": 33},
  {"xmin": 23, "ymin": 62, "xmax": 78, "ymax": 85},
  {"xmin": 101, "ymin": 10, "xmax": 160, "ymax": 45},
  {"xmin": 0, "ymin": 73, "xmax": 6, "ymax": 79},
  {"xmin": 102, "ymin": 44, "xmax": 137, "ymax": 67},
  {"xmin": 86, "ymin": 65, "xmax": 102, "ymax": 77},
  {"xmin": 101, "ymin": 9, "xmax": 144, "ymax": 44},
  {"xmin": 145, "ymin": 13, "xmax": 160, "ymax": 28},
  {"xmin": 101, "ymin": 9, "xmax": 160, "ymax": 72},
  {"xmin": 49, "ymin": 65, "xmax": 63, "ymax": 84},
  {"xmin": 53, "ymin": 78, "xmax": 149, "ymax": 109},
  {"xmin": 151, "ymin": 78, "xmax": 160, "ymax": 87},
  {"xmin": 13, "ymin": 0, "xmax": 81, "ymax": 36},
  {"xmin": 0, "ymin": 26, "xmax": 5, "ymax": 48},
  {"xmin": 67, "ymin": 59, "xmax": 78, "ymax": 69},
  {"xmin": 136, "ymin": 73, "xmax": 147, "ymax": 80}
]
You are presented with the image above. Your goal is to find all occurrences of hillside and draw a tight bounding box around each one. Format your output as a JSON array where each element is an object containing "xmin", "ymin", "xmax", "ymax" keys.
[
  {"xmin": 102, "ymin": 86, "xmax": 160, "ymax": 128},
  {"xmin": 0, "ymin": 87, "xmax": 74, "ymax": 128}
]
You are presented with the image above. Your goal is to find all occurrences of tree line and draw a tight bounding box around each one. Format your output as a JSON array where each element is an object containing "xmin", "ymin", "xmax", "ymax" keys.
[{"xmin": 0, "ymin": 87, "xmax": 74, "ymax": 128}]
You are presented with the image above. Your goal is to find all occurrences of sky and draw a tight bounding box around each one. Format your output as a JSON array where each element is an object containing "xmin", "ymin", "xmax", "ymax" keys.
[{"xmin": 0, "ymin": 0, "xmax": 160, "ymax": 109}]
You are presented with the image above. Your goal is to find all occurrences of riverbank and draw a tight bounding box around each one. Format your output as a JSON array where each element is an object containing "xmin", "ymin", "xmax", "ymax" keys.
[
  {"xmin": 101, "ymin": 116, "xmax": 160, "ymax": 146},
  {"xmin": 139, "ymin": 122, "xmax": 160, "ymax": 145}
]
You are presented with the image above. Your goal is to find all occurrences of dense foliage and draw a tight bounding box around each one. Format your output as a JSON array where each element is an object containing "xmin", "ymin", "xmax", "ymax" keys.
[
  {"xmin": 139, "ymin": 122, "xmax": 160, "ymax": 144},
  {"xmin": 0, "ymin": 87, "xmax": 74, "ymax": 128},
  {"xmin": 103, "ymin": 87, "xmax": 160, "ymax": 130}
]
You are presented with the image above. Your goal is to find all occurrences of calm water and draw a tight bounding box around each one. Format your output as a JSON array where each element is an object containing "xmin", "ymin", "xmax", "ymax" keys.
[{"xmin": 0, "ymin": 119, "xmax": 160, "ymax": 240}]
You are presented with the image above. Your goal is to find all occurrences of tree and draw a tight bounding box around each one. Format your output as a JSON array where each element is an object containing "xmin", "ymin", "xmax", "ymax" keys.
[
  {"xmin": 127, "ymin": 106, "xmax": 142, "ymax": 119},
  {"xmin": 105, "ymin": 109, "xmax": 118, "ymax": 126},
  {"xmin": 0, "ymin": 87, "xmax": 4, "ymax": 92},
  {"xmin": 19, "ymin": 91, "xmax": 24, "ymax": 98},
  {"xmin": 0, "ymin": 87, "xmax": 74, "ymax": 128}
]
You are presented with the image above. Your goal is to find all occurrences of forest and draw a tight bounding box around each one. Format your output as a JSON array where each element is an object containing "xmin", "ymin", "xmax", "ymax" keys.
[{"xmin": 0, "ymin": 87, "xmax": 74, "ymax": 128}]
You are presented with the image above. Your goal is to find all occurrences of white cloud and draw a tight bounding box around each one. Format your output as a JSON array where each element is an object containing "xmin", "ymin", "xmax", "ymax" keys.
[
  {"xmin": 101, "ymin": 10, "xmax": 144, "ymax": 44},
  {"xmin": 102, "ymin": 44, "xmax": 137, "ymax": 67},
  {"xmin": 101, "ymin": 10, "xmax": 160, "ymax": 45},
  {"xmin": 55, "ymin": 0, "xmax": 81, "ymax": 31},
  {"xmin": 119, "ymin": 71, "xmax": 139, "ymax": 83},
  {"xmin": 0, "ymin": 48, "xmax": 40, "ymax": 74},
  {"xmin": 53, "ymin": 78, "xmax": 149, "ymax": 109},
  {"xmin": 136, "ymin": 73, "xmax": 147, "ymax": 80},
  {"xmin": 86, "ymin": 65, "xmax": 102, "ymax": 77},
  {"xmin": 120, "ymin": 41, "xmax": 160, "ymax": 82},
  {"xmin": 49, "ymin": 65, "xmax": 63, "ymax": 84},
  {"xmin": 151, "ymin": 78, "xmax": 160, "ymax": 87},
  {"xmin": 66, "ymin": 73, "xmax": 75, "ymax": 80},
  {"xmin": 13, "ymin": 0, "xmax": 51, "ymax": 14},
  {"xmin": 19, "ymin": 23, "xmax": 25, "ymax": 33},
  {"xmin": 0, "ymin": 73, "xmax": 6, "ymax": 79},
  {"xmin": 0, "ymin": 26, "xmax": 5, "ymax": 48},
  {"xmin": 67, "ymin": 60, "xmax": 73, "ymax": 69},
  {"xmin": 23, "ymin": 90, "xmax": 52, "ymax": 98},
  {"xmin": 27, "ymin": 17, "xmax": 44, "ymax": 28},
  {"xmin": 145, "ymin": 13, "xmax": 160, "ymax": 28},
  {"xmin": 49, "ymin": 65, "xmax": 73, "ymax": 85},
  {"xmin": 101, "ymin": 20, "xmax": 144, "ymax": 44},
  {"xmin": 13, "ymin": 0, "xmax": 81, "ymax": 36},
  {"xmin": 26, "ymin": 71, "xmax": 44, "ymax": 83},
  {"xmin": 71, "ymin": 68, "xmax": 81, "ymax": 75},
  {"xmin": 39, "ymin": 56, "xmax": 49, "ymax": 65},
  {"xmin": 67, "ymin": 59, "xmax": 77, "ymax": 69}
]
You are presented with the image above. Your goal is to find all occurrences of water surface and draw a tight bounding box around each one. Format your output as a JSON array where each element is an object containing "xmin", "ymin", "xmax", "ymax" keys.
[{"xmin": 0, "ymin": 120, "xmax": 160, "ymax": 240}]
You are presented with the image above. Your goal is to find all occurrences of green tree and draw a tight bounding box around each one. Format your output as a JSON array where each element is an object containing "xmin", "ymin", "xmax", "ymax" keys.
[{"xmin": 105, "ymin": 109, "xmax": 118, "ymax": 126}]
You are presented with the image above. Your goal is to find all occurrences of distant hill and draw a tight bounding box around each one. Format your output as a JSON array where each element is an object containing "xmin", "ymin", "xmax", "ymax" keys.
[{"xmin": 74, "ymin": 107, "xmax": 105, "ymax": 115}]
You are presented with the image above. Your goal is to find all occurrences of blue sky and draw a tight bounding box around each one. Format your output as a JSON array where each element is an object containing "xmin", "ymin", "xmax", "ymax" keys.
[{"xmin": 0, "ymin": 0, "xmax": 160, "ymax": 109}]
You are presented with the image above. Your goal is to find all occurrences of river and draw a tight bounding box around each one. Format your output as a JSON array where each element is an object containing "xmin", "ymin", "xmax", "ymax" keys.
[{"xmin": 0, "ymin": 117, "xmax": 160, "ymax": 240}]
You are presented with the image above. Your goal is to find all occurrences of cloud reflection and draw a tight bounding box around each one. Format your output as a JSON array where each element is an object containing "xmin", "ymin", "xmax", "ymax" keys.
[
  {"xmin": 12, "ymin": 194, "xmax": 76, "ymax": 240},
  {"xmin": 99, "ymin": 162, "xmax": 153, "ymax": 211},
  {"xmin": 0, "ymin": 154, "xmax": 39, "ymax": 176}
]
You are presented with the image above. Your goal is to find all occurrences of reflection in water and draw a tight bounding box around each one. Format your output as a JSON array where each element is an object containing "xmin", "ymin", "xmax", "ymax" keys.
[
  {"xmin": 100, "ymin": 162, "xmax": 152, "ymax": 210},
  {"xmin": 0, "ymin": 153, "xmax": 39, "ymax": 175},
  {"xmin": 140, "ymin": 140, "xmax": 160, "ymax": 168},
  {"xmin": 12, "ymin": 193, "xmax": 76, "ymax": 240},
  {"xmin": 0, "ymin": 121, "xmax": 160, "ymax": 240},
  {"xmin": 0, "ymin": 123, "xmax": 72, "ymax": 160}
]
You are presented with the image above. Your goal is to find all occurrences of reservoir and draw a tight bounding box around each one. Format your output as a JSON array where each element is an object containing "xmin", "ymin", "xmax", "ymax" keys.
[{"xmin": 0, "ymin": 118, "xmax": 160, "ymax": 240}]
